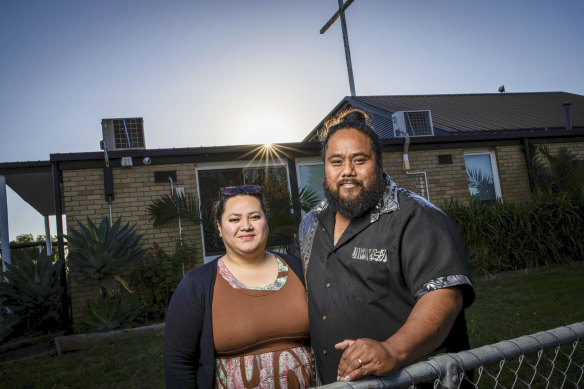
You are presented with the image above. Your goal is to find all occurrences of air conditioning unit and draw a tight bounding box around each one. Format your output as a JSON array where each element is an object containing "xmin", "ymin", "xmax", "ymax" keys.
[
  {"xmin": 101, "ymin": 117, "xmax": 146, "ymax": 151},
  {"xmin": 392, "ymin": 110, "xmax": 434, "ymax": 137}
]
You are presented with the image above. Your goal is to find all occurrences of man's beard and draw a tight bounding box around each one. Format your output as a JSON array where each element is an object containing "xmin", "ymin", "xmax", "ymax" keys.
[{"xmin": 323, "ymin": 169, "xmax": 386, "ymax": 219}]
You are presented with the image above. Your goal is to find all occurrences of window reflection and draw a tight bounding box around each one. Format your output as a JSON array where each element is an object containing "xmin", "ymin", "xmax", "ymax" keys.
[{"xmin": 464, "ymin": 154, "xmax": 497, "ymax": 201}]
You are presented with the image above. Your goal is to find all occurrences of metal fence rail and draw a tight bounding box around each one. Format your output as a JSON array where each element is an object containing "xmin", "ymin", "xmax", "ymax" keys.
[{"xmin": 317, "ymin": 322, "xmax": 584, "ymax": 389}]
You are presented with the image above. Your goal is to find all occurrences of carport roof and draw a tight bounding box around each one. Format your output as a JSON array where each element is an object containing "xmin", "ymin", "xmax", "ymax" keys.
[{"xmin": 0, "ymin": 161, "xmax": 55, "ymax": 216}]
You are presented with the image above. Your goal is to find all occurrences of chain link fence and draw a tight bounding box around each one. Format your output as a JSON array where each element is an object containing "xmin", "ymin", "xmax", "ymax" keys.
[{"xmin": 317, "ymin": 322, "xmax": 584, "ymax": 389}]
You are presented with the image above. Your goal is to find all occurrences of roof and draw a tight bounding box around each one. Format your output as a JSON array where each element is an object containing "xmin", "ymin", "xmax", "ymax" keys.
[
  {"xmin": 305, "ymin": 92, "xmax": 584, "ymax": 141},
  {"xmin": 0, "ymin": 161, "xmax": 56, "ymax": 216},
  {"xmin": 3, "ymin": 91, "xmax": 584, "ymax": 218}
]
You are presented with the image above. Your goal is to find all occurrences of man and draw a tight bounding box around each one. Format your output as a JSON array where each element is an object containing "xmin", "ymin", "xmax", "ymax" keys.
[{"xmin": 290, "ymin": 109, "xmax": 474, "ymax": 385}]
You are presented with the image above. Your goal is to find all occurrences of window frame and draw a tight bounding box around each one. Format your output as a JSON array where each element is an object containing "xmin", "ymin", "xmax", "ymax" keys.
[{"xmin": 295, "ymin": 158, "xmax": 324, "ymax": 217}]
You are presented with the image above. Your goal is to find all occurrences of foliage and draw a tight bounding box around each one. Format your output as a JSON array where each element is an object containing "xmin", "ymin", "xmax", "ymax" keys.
[
  {"xmin": 9, "ymin": 234, "xmax": 57, "ymax": 266},
  {"xmin": 13, "ymin": 233, "xmax": 35, "ymax": 243},
  {"xmin": 263, "ymin": 178, "xmax": 320, "ymax": 250},
  {"xmin": 147, "ymin": 191, "xmax": 201, "ymax": 227},
  {"xmin": 2, "ymin": 265, "xmax": 583, "ymax": 388},
  {"xmin": 0, "ymin": 252, "xmax": 63, "ymax": 342},
  {"xmin": 442, "ymin": 194, "xmax": 584, "ymax": 274},
  {"xmin": 131, "ymin": 243, "xmax": 198, "ymax": 322},
  {"xmin": 443, "ymin": 145, "xmax": 584, "ymax": 275},
  {"xmin": 80, "ymin": 294, "xmax": 143, "ymax": 333},
  {"xmin": 10, "ymin": 234, "xmax": 56, "ymax": 243},
  {"xmin": 66, "ymin": 217, "xmax": 147, "ymax": 298},
  {"xmin": 529, "ymin": 144, "xmax": 584, "ymax": 200},
  {"xmin": 147, "ymin": 183, "xmax": 320, "ymax": 255}
]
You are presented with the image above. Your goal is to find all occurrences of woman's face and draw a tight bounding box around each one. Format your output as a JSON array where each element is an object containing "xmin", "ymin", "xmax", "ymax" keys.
[{"xmin": 217, "ymin": 195, "xmax": 269, "ymax": 258}]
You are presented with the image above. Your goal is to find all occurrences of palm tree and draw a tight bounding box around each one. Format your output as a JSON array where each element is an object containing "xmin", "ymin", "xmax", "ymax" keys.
[
  {"xmin": 529, "ymin": 144, "xmax": 584, "ymax": 200},
  {"xmin": 147, "ymin": 191, "xmax": 202, "ymax": 244}
]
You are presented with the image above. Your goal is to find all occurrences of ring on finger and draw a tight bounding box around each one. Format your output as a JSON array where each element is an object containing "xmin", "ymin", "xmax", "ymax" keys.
[{"xmin": 357, "ymin": 358, "xmax": 364, "ymax": 368}]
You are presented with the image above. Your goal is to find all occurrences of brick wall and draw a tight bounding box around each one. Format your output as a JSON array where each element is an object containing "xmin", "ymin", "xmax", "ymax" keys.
[
  {"xmin": 495, "ymin": 145, "xmax": 531, "ymax": 202},
  {"xmin": 383, "ymin": 149, "xmax": 470, "ymax": 206},
  {"xmin": 382, "ymin": 141, "xmax": 584, "ymax": 206},
  {"xmin": 542, "ymin": 141, "xmax": 584, "ymax": 159},
  {"xmin": 63, "ymin": 163, "xmax": 204, "ymax": 324},
  {"xmin": 61, "ymin": 140, "xmax": 584, "ymax": 324}
]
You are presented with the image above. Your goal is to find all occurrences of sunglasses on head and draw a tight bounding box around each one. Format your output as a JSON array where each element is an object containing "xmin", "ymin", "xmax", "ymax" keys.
[{"xmin": 219, "ymin": 185, "xmax": 262, "ymax": 196}]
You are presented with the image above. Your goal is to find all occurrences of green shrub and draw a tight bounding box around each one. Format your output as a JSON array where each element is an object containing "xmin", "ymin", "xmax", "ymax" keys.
[
  {"xmin": 442, "ymin": 194, "xmax": 584, "ymax": 274},
  {"xmin": 81, "ymin": 294, "xmax": 143, "ymax": 332},
  {"xmin": 131, "ymin": 244, "xmax": 181, "ymax": 322},
  {"xmin": 529, "ymin": 144, "xmax": 584, "ymax": 201},
  {"xmin": 66, "ymin": 217, "xmax": 148, "ymax": 333},
  {"xmin": 131, "ymin": 242, "xmax": 199, "ymax": 322},
  {"xmin": 66, "ymin": 217, "xmax": 147, "ymax": 298},
  {"xmin": 0, "ymin": 252, "xmax": 63, "ymax": 342}
]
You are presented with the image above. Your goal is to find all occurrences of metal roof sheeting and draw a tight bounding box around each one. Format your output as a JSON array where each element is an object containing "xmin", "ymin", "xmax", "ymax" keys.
[{"xmin": 306, "ymin": 92, "xmax": 584, "ymax": 141}]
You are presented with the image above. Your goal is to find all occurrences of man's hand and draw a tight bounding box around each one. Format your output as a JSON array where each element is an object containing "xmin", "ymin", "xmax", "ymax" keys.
[
  {"xmin": 335, "ymin": 338, "xmax": 400, "ymax": 381},
  {"xmin": 334, "ymin": 288, "xmax": 464, "ymax": 382}
]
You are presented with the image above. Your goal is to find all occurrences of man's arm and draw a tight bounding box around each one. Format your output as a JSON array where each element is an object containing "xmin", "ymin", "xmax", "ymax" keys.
[{"xmin": 335, "ymin": 287, "xmax": 463, "ymax": 381}]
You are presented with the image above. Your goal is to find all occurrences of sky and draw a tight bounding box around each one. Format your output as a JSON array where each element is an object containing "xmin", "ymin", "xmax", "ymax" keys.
[{"xmin": 1, "ymin": 0, "xmax": 583, "ymax": 240}]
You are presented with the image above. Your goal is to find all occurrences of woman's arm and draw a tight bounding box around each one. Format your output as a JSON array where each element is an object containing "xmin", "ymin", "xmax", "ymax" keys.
[{"xmin": 164, "ymin": 274, "xmax": 205, "ymax": 388}]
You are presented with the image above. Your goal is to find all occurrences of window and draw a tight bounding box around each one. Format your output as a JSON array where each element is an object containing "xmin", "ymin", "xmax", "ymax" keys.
[
  {"xmin": 196, "ymin": 164, "xmax": 290, "ymax": 261},
  {"xmin": 296, "ymin": 161, "xmax": 324, "ymax": 208},
  {"xmin": 464, "ymin": 152, "xmax": 502, "ymax": 201}
]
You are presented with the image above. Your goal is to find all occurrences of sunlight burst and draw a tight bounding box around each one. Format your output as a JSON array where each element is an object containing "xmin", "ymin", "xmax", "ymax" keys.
[{"xmin": 239, "ymin": 143, "xmax": 304, "ymax": 171}]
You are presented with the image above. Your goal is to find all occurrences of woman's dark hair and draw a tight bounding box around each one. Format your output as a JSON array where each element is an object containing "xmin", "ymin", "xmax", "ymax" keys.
[
  {"xmin": 214, "ymin": 190, "xmax": 267, "ymax": 226},
  {"xmin": 320, "ymin": 108, "xmax": 383, "ymax": 169}
]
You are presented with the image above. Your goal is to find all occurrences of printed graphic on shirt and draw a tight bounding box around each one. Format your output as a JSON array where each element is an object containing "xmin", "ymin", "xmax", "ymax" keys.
[{"xmin": 351, "ymin": 247, "xmax": 388, "ymax": 262}]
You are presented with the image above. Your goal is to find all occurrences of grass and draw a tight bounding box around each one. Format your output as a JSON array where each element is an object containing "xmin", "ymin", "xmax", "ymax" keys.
[
  {"xmin": 0, "ymin": 333, "xmax": 164, "ymax": 389},
  {"xmin": 1, "ymin": 263, "xmax": 583, "ymax": 389},
  {"xmin": 465, "ymin": 262, "xmax": 584, "ymax": 348}
]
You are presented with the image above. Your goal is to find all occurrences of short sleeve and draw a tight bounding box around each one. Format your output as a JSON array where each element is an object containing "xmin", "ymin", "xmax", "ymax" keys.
[{"xmin": 400, "ymin": 204, "xmax": 475, "ymax": 308}]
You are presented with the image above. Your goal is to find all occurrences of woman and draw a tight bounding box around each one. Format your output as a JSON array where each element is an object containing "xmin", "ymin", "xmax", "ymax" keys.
[{"xmin": 164, "ymin": 185, "xmax": 313, "ymax": 389}]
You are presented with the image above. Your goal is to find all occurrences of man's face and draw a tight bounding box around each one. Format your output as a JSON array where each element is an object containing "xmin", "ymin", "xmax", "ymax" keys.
[{"xmin": 323, "ymin": 128, "xmax": 385, "ymax": 219}]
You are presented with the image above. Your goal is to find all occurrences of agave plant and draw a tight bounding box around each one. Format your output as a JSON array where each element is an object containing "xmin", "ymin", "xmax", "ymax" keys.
[
  {"xmin": 0, "ymin": 252, "xmax": 63, "ymax": 341},
  {"xmin": 81, "ymin": 294, "xmax": 143, "ymax": 332},
  {"xmin": 66, "ymin": 217, "xmax": 147, "ymax": 298}
]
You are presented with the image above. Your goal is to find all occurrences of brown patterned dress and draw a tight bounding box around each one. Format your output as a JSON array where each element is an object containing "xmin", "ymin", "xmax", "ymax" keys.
[{"xmin": 212, "ymin": 256, "xmax": 314, "ymax": 389}]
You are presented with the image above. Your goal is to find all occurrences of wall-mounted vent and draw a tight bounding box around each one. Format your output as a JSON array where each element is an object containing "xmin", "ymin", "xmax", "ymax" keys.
[
  {"xmin": 392, "ymin": 110, "xmax": 434, "ymax": 137},
  {"xmin": 101, "ymin": 117, "xmax": 145, "ymax": 151}
]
